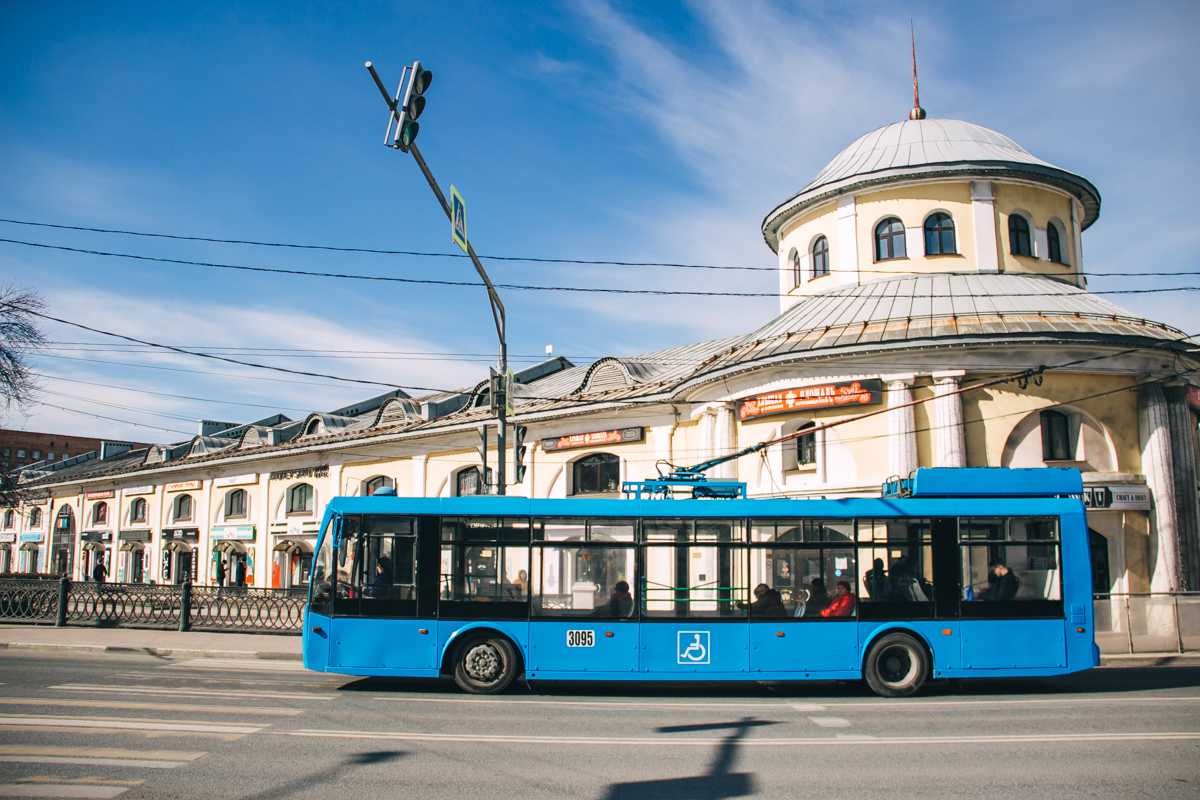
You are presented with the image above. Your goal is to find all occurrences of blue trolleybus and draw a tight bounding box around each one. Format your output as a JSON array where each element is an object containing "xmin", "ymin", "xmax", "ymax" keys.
[{"xmin": 302, "ymin": 467, "xmax": 1098, "ymax": 697}]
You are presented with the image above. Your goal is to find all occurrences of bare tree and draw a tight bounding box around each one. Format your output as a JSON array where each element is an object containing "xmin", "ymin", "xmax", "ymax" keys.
[{"xmin": 0, "ymin": 284, "xmax": 45, "ymax": 412}]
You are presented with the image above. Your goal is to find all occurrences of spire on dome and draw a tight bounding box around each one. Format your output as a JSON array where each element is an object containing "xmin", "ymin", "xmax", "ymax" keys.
[{"xmin": 909, "ymin": 22, "xmax": 926, "ymax": 121}]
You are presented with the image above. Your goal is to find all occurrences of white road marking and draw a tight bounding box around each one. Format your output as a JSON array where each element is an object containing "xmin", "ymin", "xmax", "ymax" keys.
[
  {"xmin": 161, "ymin": 659, "xmax": 306, "ymax": 672},
  {"xmin": 0, "ymin": 756, "xmax": 184, "ymax": 768},
  {"xmin": 275, "ymin": 729, "xmax": 1200, "ymax": 747},
  {"xmin": 789, "ymin": 703, "xmax": 826, "ymax": 712},
  {"xmin": 0, "ymin": 716, "xmax": 263, "ymax": 735},
  {"xmin": 0, "ymin": 698, "xmax": 299, "ymax": 716},
  {"xmin": 0, "ymin": 786, "xmax": 129, "ymax": 798},
  {"xmin": 816, "ymin": 695, "xmax": 1200, "ymax": 709},
  {"xmin": 0, "ymin": 746, "xmax": 205, "ymax": 762},
  {"xmin": 49, "ymin": 684, "xmax": 334, "ymax": 701},
  {"xmin": 809, "ymin": 716, "xmax": 852, "ymax": 728}
]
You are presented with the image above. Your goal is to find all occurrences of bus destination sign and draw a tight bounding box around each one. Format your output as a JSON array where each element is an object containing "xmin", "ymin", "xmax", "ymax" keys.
[{"xmin": 738, "ymin": 379, "xmax": 883, "ymax": 421}]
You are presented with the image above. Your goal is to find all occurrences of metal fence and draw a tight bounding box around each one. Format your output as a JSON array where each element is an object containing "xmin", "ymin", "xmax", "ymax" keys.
[
  {"xmin": 1093, "ymin": 592, "xmax": 1200, "ymax": 654},
  {"xmin": 0, "ymin": 578, "xmax": 305, "ymax": 634}
]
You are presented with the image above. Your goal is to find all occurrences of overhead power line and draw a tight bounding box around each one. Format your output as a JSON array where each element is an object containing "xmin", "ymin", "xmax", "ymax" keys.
[
  {"xmin": 5, "ymin": 236, "xmax": 1200, "ymax": 298},
  {"xmin": 5, "ymin": 217, "xmax": 1200, "ymax": 280}
]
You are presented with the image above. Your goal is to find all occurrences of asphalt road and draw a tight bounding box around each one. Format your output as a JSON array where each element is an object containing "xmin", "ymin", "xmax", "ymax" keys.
[{"xmin": 0, "ymin": 650, "xmax": 1196, "ymax": 799}]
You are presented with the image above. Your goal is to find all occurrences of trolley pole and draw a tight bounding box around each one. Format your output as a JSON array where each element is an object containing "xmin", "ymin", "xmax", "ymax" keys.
[{"xmin": 366, "ymin": 60, "xmax": 508, "ymax": 493}]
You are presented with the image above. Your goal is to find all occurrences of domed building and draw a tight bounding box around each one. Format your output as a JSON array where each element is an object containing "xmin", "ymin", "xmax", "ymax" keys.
[{"xmin": 10, "ymin": 106, "xmax": 1200, "ymax": 620}]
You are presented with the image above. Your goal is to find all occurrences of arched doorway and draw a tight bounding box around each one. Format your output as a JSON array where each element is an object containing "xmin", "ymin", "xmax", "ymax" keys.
[
  {"xmin": 213, "ymin": 541, "xmax": 249, "ymax": 587},
  {"xmin": 119, "ymin": 541, "xmax": 146, "ymax": 583},
  {"xmin": 19, "ymin": 542, "xmax": 39, "ymax": 573},
  {"xmin": 162, "ymin": 542, "xmax": 194, "ymax": 585},
  {"xmin": 81, "ymin": 542, "xmax": 109, "ymax": 581},
  {"xmin": 272, "ymin": 540, "xmax": 312, "ymax": 589},
  {"xmin": 52, "ymin": 506, "xmax": 75, "ymax": 577}
]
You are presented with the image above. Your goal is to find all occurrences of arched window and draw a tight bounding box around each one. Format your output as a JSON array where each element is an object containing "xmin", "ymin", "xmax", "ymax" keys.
[
  {"xmin": 923, "ymin": 213, "xmax": 956, "ymax": 255},
  {"xmin": 790, "ymin": 250, "xmax": 802, "ymax": 287},
  {"xmin": 3, "ymin": 510, "xmax": 12, "ymax": 529},
  {"xmin": 365, "ymin": 476, "xmax": 393, "ymax": 496},
  {"xmin": 811, "ymin": 236, "xmax": 830, "ymax": 278},
  {"xmin": 304, "ymin": 419, "xmax": 321, "ymax": 436},
  {"xmin": 1008, "ymin": 214, "xmax": 1032, "ymax": 256},
  {"xmin": 1040, "ymin": 409, "xmax": 1071, "ymax": 461},
  {"xmin": 796, "ymin": 422, "xmax": 817, "ymax": 466},
  {"xmin": 456, "ymin": 467, "xmax": 492, "ymax": 496},
  {"xmin": 572, "ymin": 453, "xmax": 620, "ymax": 495},
  {"xmin": 28, "ymin": 507, "xmax": 41, "ymax": 528},
  {"xmin": 225, "ymin": 489, "xmax": 247, "ymax": 518},
  {"xmin": 287, "ymin": 484, "xmax": 314, "ymax": 514},
  {"xmin": 129, "ymin": 498, "xmax": 147, "ymax": 524},
  {"xmin": 173, "ymin": 494, "xmax": 193, "ymax": 521},
  {"xmin": 874, "ymin": 218, "xmax": 906, "ymax": 261},
  {"xmin": 1047, "ymin": 222, "xmax": 1064, "ymax": 264},
  {"xmin": 92, "ymin": 503, "xmax": 108, "ymax": 526}
]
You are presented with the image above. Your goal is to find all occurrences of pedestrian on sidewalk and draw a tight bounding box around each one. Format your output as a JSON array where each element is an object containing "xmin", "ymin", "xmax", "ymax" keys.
[
  {"xmin": 235, "ymin": 559, "xmax": 246, "ymax": 588},
  {"xmin": 92, "ymin": 559, "xmax": 107, "ymax": 583},
  {"xmin": 217, "ymin": 559, "xmax": 227, "ymax": 588}
]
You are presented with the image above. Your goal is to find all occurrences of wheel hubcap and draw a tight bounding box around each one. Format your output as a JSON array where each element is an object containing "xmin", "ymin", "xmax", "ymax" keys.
[
  {"xmin": 464, "ymin": 644, "xmax": 501, "ymax": 682},
  {"xmin": 880, "ymin": 645, "xmax": 914, "ymax": 685}
]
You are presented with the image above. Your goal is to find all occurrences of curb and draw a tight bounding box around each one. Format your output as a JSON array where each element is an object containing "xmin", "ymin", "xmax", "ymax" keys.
[
  {"xmin": 0, "ymin": 642, "xmax": 303, "ymax": 661},
  {"xmin": 1100, "ymin": 653, "xmax": 1200, "ymax": 667}
]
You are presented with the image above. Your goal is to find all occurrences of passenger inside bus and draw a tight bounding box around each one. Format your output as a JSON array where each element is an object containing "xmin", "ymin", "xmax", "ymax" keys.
[
  {"xmin": 591, "ymin": 580, "xmax": 633, "ymax": 617},
  {"xmin": 804, "ymin": 578, "xmax": 830, "ymax": 616},
  {"xmin": 742, "ymin": 583, "xmax": 786, "ymax": 617},
  {"xmin": 820, "ymin": 580, "xmax": 857, "ymax": 617}
]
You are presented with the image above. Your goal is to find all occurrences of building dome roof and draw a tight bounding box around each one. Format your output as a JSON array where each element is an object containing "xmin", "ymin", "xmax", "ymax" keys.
[{"xmin": 762, "ymin": 118, "xmax": 1101, "ymax": 252}]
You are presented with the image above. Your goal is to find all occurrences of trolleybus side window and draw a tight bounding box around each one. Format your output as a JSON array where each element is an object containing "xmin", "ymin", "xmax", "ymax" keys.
[
  {"xmin": 531, "ymin": 518, "xmax": 636, "ymax": 618},
  {"xmin": 331, "ymin": 514, "xmax": 361, "ymax": 615},
  {"xmin": 309, "ymin": 516, "xmax": 334, "ymax": 615},
  {"xmin": 856, "ymin": 518, "xmax": 935, "ymax": 618},
  {"xmin": 440, "ymin": 517, "xmax": 531, "ymax": 608},
  {"xmin": 642, "ymin": 518, "xmax": 748, "ymax": 618},
  {"xmin": 747, "ymin": 527, "xmax": 856, "ymax": 619},
  {"xmin": 961, "ymin": 516, "xmax": 1062, "ymax": 613},
  {"xmin": 346, "ymin": 515, "xmax": 418, "ymax": 617}
]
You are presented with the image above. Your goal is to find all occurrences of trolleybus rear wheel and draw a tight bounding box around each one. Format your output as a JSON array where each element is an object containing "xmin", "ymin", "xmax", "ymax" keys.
[
  {"xmin": 453, "ymin": 634, "xmax": 518, "ymax": 694},
  {"xmin": 864, "ymin": 632, "xmax": 929, "ymax": 698}
]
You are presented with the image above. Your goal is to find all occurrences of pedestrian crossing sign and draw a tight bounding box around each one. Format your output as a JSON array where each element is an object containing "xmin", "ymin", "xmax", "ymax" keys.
[{"xmin": 450, "ymin": 185, "xmax": 467, "ymax": 253}]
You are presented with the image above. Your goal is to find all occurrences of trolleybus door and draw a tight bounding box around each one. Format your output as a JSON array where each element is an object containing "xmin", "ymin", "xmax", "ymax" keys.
[{"xmin": 328, "ymin": 514, "xmax": 437, "ymax": 672}]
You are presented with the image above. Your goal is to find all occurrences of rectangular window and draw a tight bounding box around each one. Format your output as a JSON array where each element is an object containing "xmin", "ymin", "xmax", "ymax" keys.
[
  {"xmin": 334, "ymin": 515, "xmax": 418, "ymax": 617},
  {"xmin": 439, "ymin": 517, "xmax": 530, "ymax": 610},
  {"xmin": 960, "ymin": 517, "xmax": 1062, "ymax": 615},
  {"xmin": 750, "ymin": 519, "xmax": 853, "ymax": 543},
  {"xmin": 16, "ymin": 451, "xmax": 23, "ymax": 458},
  {"xmin": 749, "ymin": 546, "xmax": 857, "ymax": 619},
  {"xmin": 856, "ymin": 518, "xmax": 935, "ymax": 619},
  {"xmin": 643, "ymin": 518, "xmax": 745, "ymax": 543},
  {"xmin": 643, "ymin": 543, "xmax": 748, "ymax": 618},
  {"xmin": 533, "ymin": 518, "xmax": 635, "ymax": 542},
  {"xmin": 310, "ymin": 517, "xmax": 335, "ymax": 616},
  {"xmin": 47, "ymin": 453, "xmax": 54, "ymax": 460},
  {"xmin": 533, "ymin": 545, "xmax": 636, "ymax": 618},
  {"xmin": 31, "ymin": 452, "xmax": 39, "ymax": 460}
]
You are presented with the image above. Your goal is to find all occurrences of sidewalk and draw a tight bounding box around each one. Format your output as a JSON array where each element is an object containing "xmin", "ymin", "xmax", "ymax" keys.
[
  {"xmin": 0, "ymin": 624, "xmax": 303, "ymax": 661},
  {"xmin": 1100, "ymin": 652, "xmax": 1200, "ymax": 668}
]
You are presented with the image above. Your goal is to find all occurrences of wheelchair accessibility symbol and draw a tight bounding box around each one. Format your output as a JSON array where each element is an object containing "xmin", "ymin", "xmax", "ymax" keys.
[{"xmin": 677, "ymin": 631, "xmax": 710, "ymax": 665}]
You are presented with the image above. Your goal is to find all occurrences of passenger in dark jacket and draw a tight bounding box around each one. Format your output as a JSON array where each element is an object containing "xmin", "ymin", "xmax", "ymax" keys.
[
  {"xmin": 805, "ymin": 578, "xmax": 830, "ymax": 616},
  {"xmin": 978, "ymin": 561, "xmax": 1019, "ymax": 601},
  {"xmin": 365, "ymin": 556, "xmax": 392, "ymax": 598},
  {"xmin": 592, "ymin": 580, "xmax": 633, "ymax": 617},
  {"xmin": 744, "ymin": 583, "xmax": 787, "ymax": 617}
]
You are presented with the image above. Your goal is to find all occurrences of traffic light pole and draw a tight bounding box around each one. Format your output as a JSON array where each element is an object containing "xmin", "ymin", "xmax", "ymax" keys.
[
  {"xmin": 406, "ymin": 143, "xmax": 509, "ymax": 494},
  {"xmin": 367, "ymin": 61, "xmax": 508, "ymax": 494}
]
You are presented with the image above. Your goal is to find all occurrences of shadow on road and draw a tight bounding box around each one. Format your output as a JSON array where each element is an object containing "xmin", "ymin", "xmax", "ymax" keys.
[
  {"xmin": 600, "ymin": 717, "xmax": 778, "ymax": 800},
  {"xmin": 236, "ymin": 751, "xmax": 406, "ymax": 800},
  {"xmin": 339, "ymin": 667, "xmax": 1200, "ymax": 701}
]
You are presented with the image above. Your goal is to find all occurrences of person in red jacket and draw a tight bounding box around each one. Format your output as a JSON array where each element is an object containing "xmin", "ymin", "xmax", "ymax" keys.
[{"xmin": 821, "ymin": 580, "xmax": 857, "ymax": 618}]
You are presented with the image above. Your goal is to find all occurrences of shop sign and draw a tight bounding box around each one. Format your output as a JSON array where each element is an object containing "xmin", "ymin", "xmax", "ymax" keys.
[
  {"xmin": 81, "ymin": 531, "xmax": 113, "ymax": 543},
  {"xmin": 269, "ymin": 466, "xmax": 329, "ymax": 481},
  {"xmin": 18, "ymin": 533, "xmax": 42, "ymax": 543},
  {"xmin": 123, "ymin": 485, "xmax": 155, "ymax": 496},
  {"xmin": 211, "ymin": 526, "xmax": 255, "ymax": 541},
  {"xmin": 1084, "ymin": 485, "xmax": 1151, "ymax": 511},
  {"xmin": 119, "ymin": 530, "xmax": 152, "ymax": 542},
  {"xmin": 162, "ymin": 528, "xmax": 199, "ymax": 541},
  {"xmin": 541, "ymin": 427, "xmax": 644, "ymax": 452},
  {"xmin": 215, "ymin": 474, "xmax": 259, "ymax": 488},
  {"xmin": 165, "ymin": 480, "xmax": 202, "ymax": 492},
  {"xmin": 0, "ymin": 533, "xmax": 15, "ymax": 544},
  {"xmin": 738, "ymin": 379, "xmax": 883, "ymax": 421},
  {"xmin": 84, "ymin": 490, "xmax": 115, "ymax": 500}
]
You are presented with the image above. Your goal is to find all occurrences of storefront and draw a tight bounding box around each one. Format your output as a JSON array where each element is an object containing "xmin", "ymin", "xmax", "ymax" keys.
[
  {"xmin": 80, "ymin": 531, "xmax": 113, "ymax": 581},
  {"xmin": 118, "ymin": 530, "xmax": 152, "ymax": 583},
  {"xmin": 161, "ymin": 528, "xmax": 199, "ymax": 585},
  {"xmin": 210, "ymin": 525, "xmax": 255, "ymax": 587},
  {"xmin": 18, "ymin": 533, "xmax": 42, "ymax": 573},
  {"xmin": 272, "ymin": 538, "xmax": 312, "ymax": 589},
  {"xmin": 0, "ymin": 532, "xmax": 13, "ymax": 573},
  {"xmin": 52, "ymin": 506, "xmax": 74, "ymax": 577}
]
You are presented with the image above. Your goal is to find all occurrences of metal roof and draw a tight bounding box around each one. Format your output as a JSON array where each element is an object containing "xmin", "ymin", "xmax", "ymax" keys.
[{"xmin": 762, "ymin": 118, "xmax": 1102, "ymax": 252}]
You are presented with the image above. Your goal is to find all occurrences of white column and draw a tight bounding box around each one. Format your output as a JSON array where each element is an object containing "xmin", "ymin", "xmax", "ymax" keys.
[
  {"xmin": 1140, "ymin": 383, "xmax": 1179, "ymax": 593},
  {"xmin": 971, "ymin": 181, "xmax": 999, "ymax": 273},
  {"xmin": 697, "ymin": 410, "xmax": 715, "ymax": 472},
  {"xmin": 932, "ymin": 371, "xmax": 967, "ymax": 468},
  {"xmin": 815, "ymin": 426, "xmax": 827, "ymax": 484},
  {"xmin": 650, "ymin": 423, "xmax": 676, "ymax": 466},
  {"xmin": 836, "ymin": 195, "xmax": 858, "ymax": 287},
  {"xmin": 714, "ymin": 405, "xmax": 737, "ymax": 480},
  {"xmin": 412, "ymin": 455, "xmax": 428, "ymax": 497},
  {"xmin": 884, "ymin": 375, "xmax": 917, "ymax": 479}
]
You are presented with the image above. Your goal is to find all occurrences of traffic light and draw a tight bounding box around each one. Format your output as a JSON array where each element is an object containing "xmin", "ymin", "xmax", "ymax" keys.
[
  {"xmin": 393, "ymin": 61, "xmax": 431, "ymax": 151},
  {"xmin": 513, "ymin": 425, "xmax": 528, "ymax": 483}
]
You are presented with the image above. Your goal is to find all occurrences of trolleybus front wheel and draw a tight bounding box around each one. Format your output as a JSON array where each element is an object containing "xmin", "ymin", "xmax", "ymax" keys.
[
  {"xmin": 864, "ymin": 632, "xmax": 929, "ymax": 698},
  {"xmin": 453, "ymin": 634, "xmax": 519, "ymax": 694}
]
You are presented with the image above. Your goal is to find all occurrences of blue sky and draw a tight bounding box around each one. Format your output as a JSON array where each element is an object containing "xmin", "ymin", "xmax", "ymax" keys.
[{"xmin": 1, "ymin": 1, "xmax": 1197, "ymax": 443}]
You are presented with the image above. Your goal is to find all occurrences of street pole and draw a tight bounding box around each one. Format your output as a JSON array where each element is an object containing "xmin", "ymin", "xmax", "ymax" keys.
[{"xmin": 366, "ymin": 61, "xmax": 508, "ymax": 493}]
